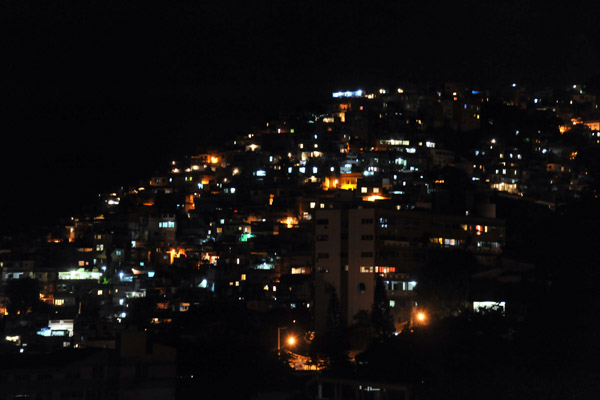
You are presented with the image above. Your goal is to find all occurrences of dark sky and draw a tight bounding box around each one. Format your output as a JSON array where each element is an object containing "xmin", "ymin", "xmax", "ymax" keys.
[{"xmin": 1, "ymin": 0, "xmax": 599, "ymax": 231}]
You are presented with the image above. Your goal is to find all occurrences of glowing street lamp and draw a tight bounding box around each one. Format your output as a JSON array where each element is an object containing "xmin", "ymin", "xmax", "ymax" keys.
[
  {"xmin": 277, "ymin": 327, "xmax": 296, "ymax": 356},
  {"xmin": 287, "ymin": 336, "xmax": 296, "ymax": 346},
  {"xmin": 411, "ymin": 309, "xmax": 428, "ymax": 328}
]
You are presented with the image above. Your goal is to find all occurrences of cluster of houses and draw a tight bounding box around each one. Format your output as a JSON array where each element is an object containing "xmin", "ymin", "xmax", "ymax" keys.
[{"xmin": 0, "ymin": 82, "xmax": 597, "ymax": 387}]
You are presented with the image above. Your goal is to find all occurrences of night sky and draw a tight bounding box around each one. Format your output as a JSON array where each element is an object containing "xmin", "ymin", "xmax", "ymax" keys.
[{"xmin": 1, "ymin": 0, "xmax": 599, "ymax": 231}]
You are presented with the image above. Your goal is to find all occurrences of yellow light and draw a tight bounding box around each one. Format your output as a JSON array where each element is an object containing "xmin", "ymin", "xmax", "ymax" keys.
[
  {"xmin": 210, "ymin": 156, "xmax": 219, "ymax": 164},
  {"xmin": 279, "ymin": 216, "xmax": 298, "ymax": 228},
  {"xmin": 365, "ymin": 195, "xmax": 386, "ymax": 202},
  {"xmin": 287, "ymin": 336, "xmax": 296, "ymax": 346},
  {"xmin": 169, "ymin": 248, "xmax": 187, "ymax": 264}
]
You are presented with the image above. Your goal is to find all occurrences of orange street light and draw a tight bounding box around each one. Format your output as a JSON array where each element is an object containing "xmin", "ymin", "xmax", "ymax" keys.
[{"xmin": 287, "ymin": 336, "xmax": 296, "ymax": 346}]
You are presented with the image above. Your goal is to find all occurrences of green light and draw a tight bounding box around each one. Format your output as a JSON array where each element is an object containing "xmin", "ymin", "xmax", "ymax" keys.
[{"xmin": 239, "ymin": 233, "xmax": 256, "ymax": 242}]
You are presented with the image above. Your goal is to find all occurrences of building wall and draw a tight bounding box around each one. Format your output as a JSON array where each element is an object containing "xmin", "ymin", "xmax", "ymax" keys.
[{"xmin": 347, "ymin": 209, "xmax": 376, "ymax": 323}]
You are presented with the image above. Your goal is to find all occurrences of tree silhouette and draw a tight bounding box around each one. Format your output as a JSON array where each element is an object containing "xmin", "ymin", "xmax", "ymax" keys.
[
  {"xmin": 371, "ymin": 274, "xmax": 395, "ymax": 339},
  {"xmin": 5, "ymin": 278, "xmax": 41, "ymax": 315},
  {"xmin": 416, "ymin": 249, "xmax": 479, "ymax": 319}
]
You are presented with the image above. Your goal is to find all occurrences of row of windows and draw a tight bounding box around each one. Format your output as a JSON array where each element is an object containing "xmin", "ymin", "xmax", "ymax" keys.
[
  {"xmin": 317, "ymin": 234, "xmax": 374, "ymax": 241},
  {"xmin": 359, "ymin": 266, "xmax": 397, "ymax": 274},
  {"xmin": 318, "ymin": 252, "xmax": 373, "ymax": 259}
]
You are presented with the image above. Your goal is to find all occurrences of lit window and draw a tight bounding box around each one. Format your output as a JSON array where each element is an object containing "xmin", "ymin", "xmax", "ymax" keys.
[
  {"xmin": 54, "ymin": 299, "xmax": 65, "ymax": 306},
  {"xmin": 361, "ymin": 187, "xmax": 368, "ymax": 193}
]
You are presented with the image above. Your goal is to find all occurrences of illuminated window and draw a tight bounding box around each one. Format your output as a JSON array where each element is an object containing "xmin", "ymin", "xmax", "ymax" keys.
[
  {"xmin": 361, "ymin": 187, "xmax": 368, "ymax": 193},
  {"xmin": 360, "ymin": 266, "xmax": 374, "ymax": 273},
  {"xmin": 430, "ymin": 237, "xmax": 443, "ymax": 245},
  {"xmin": 54, "ymin": 299, "xmax": 65, "ymax": 306},
  {"xmin": 310, "ymin": 202, "xmax": 316, "ymax": 209},
  {"xmin": 443, "ymin": 238, "xmax": 457, "ymax": 246}
]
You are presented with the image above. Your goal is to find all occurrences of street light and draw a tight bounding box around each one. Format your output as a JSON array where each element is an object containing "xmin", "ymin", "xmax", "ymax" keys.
[
  {"xmin": 410, "ymin": 309, "xmax": 428, "ymax": 328},
  {"xmin": 277, "ymin": 327, "xmax": 296, "ymax": 356}
]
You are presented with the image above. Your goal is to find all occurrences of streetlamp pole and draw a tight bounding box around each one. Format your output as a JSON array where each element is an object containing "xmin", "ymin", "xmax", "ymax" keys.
[{"xmin": 277, "ymin": 326, "xmax": 286, "ymax": 356}]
